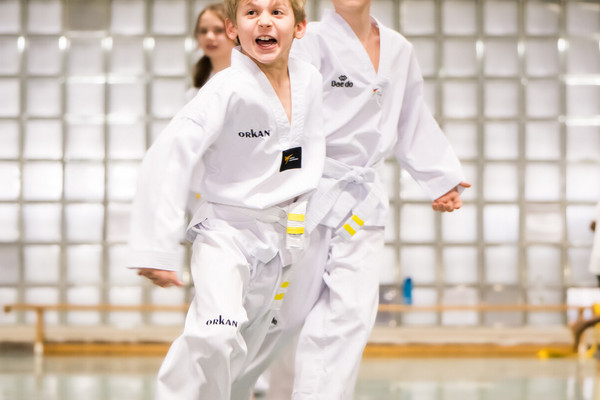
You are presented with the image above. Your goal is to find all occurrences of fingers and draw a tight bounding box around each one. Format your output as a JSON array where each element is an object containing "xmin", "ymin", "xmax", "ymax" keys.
[
  {"xmin": 432, "ymin": 183, "xmax": 469, "ymax": 212},
  {"xmin": 138, "ymin": 269, "xmax": 167, "ymax": 287},
  {"xmin": 432, "ymin": 199, "xmax": 463, "ymax": 212},
  {"xmin": 432, "ymin": 202, "xmax": 456, "ymax": 212},
  {"xmin": 171, "ymin": 277, "xmax": 184, "ymax": 287},
  {"xmin": 137, "ymin": 269, "xmax": 183, "ymax": 288},
  {"xmin": 432, "ymin": 193, "xmax": 463, "ymax": 212}
]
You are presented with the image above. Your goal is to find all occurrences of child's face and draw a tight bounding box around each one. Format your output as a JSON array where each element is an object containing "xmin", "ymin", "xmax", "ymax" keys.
[
  {"xmin": 226, "ymin": 0, "xmax": 305, "ymax": 69},
  {"xmin": 196, "ymin": 11, "xmax": 235, "ymax": 61}
]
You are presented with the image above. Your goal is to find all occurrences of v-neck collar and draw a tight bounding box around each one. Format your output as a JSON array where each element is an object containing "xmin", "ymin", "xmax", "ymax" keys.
[
  {"xmin": 322, "ymin": 10, "xmax": 384, "ymax": 79},
  {"xmin": 231, "ymin": 47, "xmax": 303, "ymax": 148}
]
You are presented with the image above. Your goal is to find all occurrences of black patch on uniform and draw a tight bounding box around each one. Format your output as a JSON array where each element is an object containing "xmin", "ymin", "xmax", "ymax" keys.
[{"xmin": 280, "ymin": 147, "xmax": 302, "ymax": 172}]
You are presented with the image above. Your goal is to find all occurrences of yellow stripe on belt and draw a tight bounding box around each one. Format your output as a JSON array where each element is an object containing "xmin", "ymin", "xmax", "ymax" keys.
[
  {"xmin": 341, "ymin": 214, "xmax": 364, "ymax": 238},
  {"xmin": 274, "ymin": 281, "xmax": 290, "ymax": 301},
  {"xmin": 288, "ymin": 213, "xmax": 305, "ymax": 222}
]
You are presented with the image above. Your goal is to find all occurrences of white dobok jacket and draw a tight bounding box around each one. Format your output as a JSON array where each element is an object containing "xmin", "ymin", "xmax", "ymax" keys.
[
  {"xmin": 128, "ymin": 48, "xmax": 325, "ymax": 273},
  {"xmin": 292, "ymin": 10, "xmax": 464, "ymax": 229}
]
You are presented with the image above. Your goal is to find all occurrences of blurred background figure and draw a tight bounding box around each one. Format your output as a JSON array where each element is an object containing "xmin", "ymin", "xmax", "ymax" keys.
[
  {"xmin": 590, "ymin": 201, "xmax": 600, "ymax": 287},
  {"xmin": 570, "ymin": 201, "xmax": 600, "ymax": 352},
  {"xmin": 185, "ymin": 3, "xmax": 236, "ymax": 212},
  {"xmin": 187, "ymin": 3, "xmax": 236, "ymax": 100}
]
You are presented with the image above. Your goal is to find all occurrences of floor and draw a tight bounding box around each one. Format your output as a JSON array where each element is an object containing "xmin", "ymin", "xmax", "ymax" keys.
[{"xmin": 1, "ymin": 350, "xmax": 599, "ymax": 400}]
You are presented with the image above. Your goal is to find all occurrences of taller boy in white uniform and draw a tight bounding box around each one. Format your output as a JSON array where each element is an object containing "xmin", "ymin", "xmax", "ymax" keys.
[
  {"xmin": 238, "ymin": 0, "xmax": 470, "ymax": 398},
  {"xmin": 127, "ymin": 0, "xmax": 324, "ymax": 397}
]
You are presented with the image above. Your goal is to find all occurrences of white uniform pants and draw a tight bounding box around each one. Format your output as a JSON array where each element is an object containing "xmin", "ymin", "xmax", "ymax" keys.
[
  {"xmin": 155, "ymin": 214, "xmax": 287, "ymax": 400},
  {"xmin": 237, "ymin": 223, "xmax": 385, "ymax": 400},
  {"xmin": 261, "ymin": 334, "xmax": 297, "ymax": 400}
]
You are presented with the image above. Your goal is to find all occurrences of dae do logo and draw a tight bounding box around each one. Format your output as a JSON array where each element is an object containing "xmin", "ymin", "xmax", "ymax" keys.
[{"xmin": 331, "ymin": 75, "xmax": 353, "ymax": 88}]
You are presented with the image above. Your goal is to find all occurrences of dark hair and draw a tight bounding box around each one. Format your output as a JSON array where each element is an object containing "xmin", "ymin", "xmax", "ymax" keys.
[
  {"xmin": 193, "ymin": 56, "xmax": 213, "ymax": 89},
  {"xmin": 192, "ymin": 3, "xmax": 227, "ymax": 89}
]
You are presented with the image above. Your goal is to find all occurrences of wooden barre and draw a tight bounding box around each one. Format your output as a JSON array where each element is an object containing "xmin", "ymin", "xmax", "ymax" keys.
[
  {"xmin": 3, "ymin": 302, "xmax": 592, "ymax": 355},
  {"xmin": 4, "ymin": 303, "xmax": 189, "ymax": 313},
  {"xmin": 3, "ymin": 303, "xmax": 190, "ymax": 354},
  {"xmin": 5, "ymin": 302, "xmax": 590, "ymax": 314},
  {"xmin": 378, "ymin": 304, "xmax": 590, "ymax": 313}
]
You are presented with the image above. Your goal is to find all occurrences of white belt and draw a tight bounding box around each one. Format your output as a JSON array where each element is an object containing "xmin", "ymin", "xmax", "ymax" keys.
[
  {"xmin": 269, "ymin": 200, "xmax": 306, "ymax": 311},
  {"xmin": 306, "ymin": 158, "xmax": 385, "ymax": 240},
  {"xmin": 214, "ymin": 201, "xmax": 308, "ymax": 253},
  {"xmin": 228, "ymin": 201, "xmax": 307, "ymax": 310},
  {"xmin": 226, "ymin": 204, "xmax": 288, "ymax": 224},
  {"xmin": 187, "ymin": 200, "xmax": 308, "ymax": 312}
]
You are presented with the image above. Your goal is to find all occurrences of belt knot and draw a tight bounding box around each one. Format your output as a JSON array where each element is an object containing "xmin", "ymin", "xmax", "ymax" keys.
[{"xmin": 342, "ymin": 166, "xmax": 375, "ymax": 184}]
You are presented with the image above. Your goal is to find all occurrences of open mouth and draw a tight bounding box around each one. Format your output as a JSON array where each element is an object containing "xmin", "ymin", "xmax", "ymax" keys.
[{"xmin": 256, "ymin": 36, "xmax": 277, "ymax": 46}]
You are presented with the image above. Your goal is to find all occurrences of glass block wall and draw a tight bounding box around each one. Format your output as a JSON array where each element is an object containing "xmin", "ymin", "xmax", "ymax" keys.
[
  {"xmin": 379, "ymin": 0, "xmax": 600, "ymax": 327},
  {"xmin": 0, "ymin": 0, "xmax": 599, "ymax": 330}
]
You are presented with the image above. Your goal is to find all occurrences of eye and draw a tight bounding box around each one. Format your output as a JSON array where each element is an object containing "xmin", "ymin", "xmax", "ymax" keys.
[
  {"xmin": 214, "ymin": 28, "xmax": 225, "ymax": 34},
  {"xmin": 247, "ymin": 9, "xmax": 256, "ymax": 15},
  {"xmin": 272, "ymin": 9, "xmax": 283, "ymax": 15}
]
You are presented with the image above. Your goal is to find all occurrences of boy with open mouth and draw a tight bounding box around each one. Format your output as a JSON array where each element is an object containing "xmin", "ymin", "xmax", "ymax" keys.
[{"xmin": 128, "ymin": 0, "xmax": 324, "ymax": 398}]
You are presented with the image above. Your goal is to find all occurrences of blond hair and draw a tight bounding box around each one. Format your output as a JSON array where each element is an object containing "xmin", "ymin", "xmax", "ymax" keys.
[{"xmin": 225, "ymin": 0, "xmax": 306, "ymax": 26}]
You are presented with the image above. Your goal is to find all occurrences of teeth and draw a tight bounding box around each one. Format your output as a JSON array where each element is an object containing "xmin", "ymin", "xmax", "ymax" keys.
[{"xmin": 258, "ymin": 36, "xmax": 273, "ymax": 40}]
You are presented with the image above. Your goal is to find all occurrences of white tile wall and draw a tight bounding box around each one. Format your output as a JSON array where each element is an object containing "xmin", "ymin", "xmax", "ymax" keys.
[{"xmin": 1, "ymin": 0, "xmax": 600, "ymax": 328}]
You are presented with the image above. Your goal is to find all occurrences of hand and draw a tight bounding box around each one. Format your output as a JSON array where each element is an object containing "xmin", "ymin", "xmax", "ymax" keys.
[
  {"xmin": 431, "ymin": 182, "xmax": 471, "ymax": 212},
  {"xmin": 137, "ymin": 268, "xmax": 183, "ymax": 288}
]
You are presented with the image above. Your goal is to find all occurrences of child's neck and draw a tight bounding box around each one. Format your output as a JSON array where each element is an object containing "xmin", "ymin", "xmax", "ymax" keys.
[
  {"xmin": 335, "ymin": 5, "xmax": 371, "ymax": 41},
  {"xmin": 259, "ymin": 60, "xmax": 293, "ymax": 123},
  {"xmin": 336, "ymin": 6, "xmax": 380, "ymax": 73}
]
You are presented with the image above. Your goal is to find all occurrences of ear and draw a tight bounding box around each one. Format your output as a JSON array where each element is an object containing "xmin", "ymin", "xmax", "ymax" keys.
[
  {"xmin": 225, "ymin": 18, "xmax": 238, "ymax": 41},
  {"xmin": 294, "ymin": 19, "xmax": 307, "ymax": 40}
]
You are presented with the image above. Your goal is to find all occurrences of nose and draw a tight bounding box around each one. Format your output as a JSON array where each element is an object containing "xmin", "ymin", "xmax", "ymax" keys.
[{"xmin": 257, "ymin": 11, "xmax": 272, "ymax": 27}]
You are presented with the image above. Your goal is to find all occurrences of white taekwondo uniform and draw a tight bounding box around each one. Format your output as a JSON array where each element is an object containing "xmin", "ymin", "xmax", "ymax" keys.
[
  {"xmin": 128, "ymin": 48, "xmax": 324, "ymax": 400},
  {"xmin": 235, "ymin": 10, "xmax": 465, "ymax": 400}
]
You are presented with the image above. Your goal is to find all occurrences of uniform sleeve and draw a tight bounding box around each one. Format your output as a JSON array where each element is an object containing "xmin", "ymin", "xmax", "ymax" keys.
[
  {"xmin": 393, "ymin": 44, "xmax": 464, "ymax": 200},
  {"xmin": 127, "ymin": 91, "xmax": 226, "ymax": 272}
]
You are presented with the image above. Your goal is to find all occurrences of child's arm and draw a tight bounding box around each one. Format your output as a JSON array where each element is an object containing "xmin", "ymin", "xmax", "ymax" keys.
[
  {"xmin": 393, "ymin": 42, "xmax": 466, "ymax": 202},
  {"xmin": 431, "ymin": 181, "xmax": 471, "ymax": 212},
  {"xmin": 128, "ymin": 100, "xmax": 223, "ymax": 275},
  {"xmin": 137, "ymin": 268, "xmax": 183, "ymax": 288}
]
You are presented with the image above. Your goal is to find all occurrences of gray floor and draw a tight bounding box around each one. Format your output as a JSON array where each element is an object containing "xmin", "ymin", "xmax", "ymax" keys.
[{"xmin": 1, "ymin": 350, "xmax": 599, "ymax": 400}]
